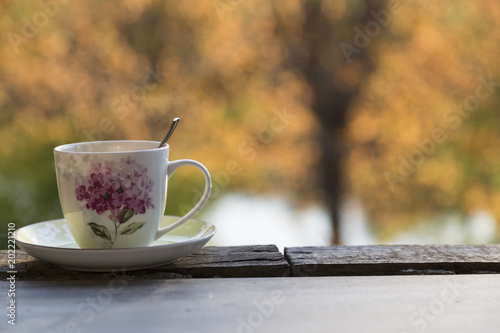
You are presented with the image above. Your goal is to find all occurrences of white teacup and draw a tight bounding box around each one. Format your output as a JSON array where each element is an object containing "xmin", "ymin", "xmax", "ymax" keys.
[{"xmin": 54, "ymin": 140, "xmax": 212, "ymax": 249}]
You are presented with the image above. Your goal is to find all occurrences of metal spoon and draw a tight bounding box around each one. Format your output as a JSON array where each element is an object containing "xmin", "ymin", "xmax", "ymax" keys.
[{"xmin": 158, "ymin": 117, "xmax": 180, "ymax": 148}]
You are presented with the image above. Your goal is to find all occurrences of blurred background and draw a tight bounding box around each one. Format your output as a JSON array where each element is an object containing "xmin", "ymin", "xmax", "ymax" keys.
[{"xmin": 1, "ymin": 0, "xmax": 500, "ymax": 250}]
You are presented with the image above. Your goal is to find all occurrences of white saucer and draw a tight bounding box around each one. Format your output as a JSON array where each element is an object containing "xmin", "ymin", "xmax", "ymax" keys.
[{"xmin": 14, "ymin": 216, "xmax": 216, "ymax": 272}]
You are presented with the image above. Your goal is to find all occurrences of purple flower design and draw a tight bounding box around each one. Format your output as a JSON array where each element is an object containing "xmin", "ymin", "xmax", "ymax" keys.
[{"xmin": 74, "ymin": 157, "xmax": 154, "ymax": 246}]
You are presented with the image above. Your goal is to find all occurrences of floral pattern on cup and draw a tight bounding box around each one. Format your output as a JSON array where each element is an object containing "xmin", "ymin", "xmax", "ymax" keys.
[{"xmin": 74, "ymin": 157, "xmax": 154, "ymax": 247}]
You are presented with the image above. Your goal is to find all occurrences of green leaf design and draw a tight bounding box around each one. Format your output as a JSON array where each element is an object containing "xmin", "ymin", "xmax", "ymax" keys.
[
  {"xmin": 119, "ymin": 208, "xmax": 135, "ymax": 224},
  {"xmin": 87, "ymin": 223, "xmax": 112, "ymax": 241},
  {"xmin": 120, "ymin": 222, "xmax": 146, "ymax": 235}
]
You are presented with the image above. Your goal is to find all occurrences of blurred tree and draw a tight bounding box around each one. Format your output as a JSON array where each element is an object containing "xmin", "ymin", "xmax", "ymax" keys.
[
  {"xmin": 2, "ymin": 0, "xmax": 500, "ymax": 249},
  {"xmin": 276, "ymin": 0, "xmax": 385, "ymax": 243}
]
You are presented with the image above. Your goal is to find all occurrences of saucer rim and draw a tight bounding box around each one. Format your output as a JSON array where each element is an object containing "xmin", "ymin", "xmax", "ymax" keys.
[{"xmin": 14, "ymin": 216, "xmax": 216, "ymax": 251}]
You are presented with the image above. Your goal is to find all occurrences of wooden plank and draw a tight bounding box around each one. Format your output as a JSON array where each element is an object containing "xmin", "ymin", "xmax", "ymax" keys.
[
  {"xmin": 0, "ymin": 245, "xmax": 289, "ymax": 280},
  {"xmin": 2, "ymin": 275, "xmax": 500, "ymax": 333},
  {"xmin": 285, "ymin": 245, "xmax": 500, "ymax": 276}
]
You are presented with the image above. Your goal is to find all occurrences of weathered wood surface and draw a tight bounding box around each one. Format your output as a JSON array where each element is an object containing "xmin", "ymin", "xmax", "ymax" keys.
[
  {"xmin": 4, "ymin": 245, "xmax": 500, "ymax": 279},
  {"xmin": 285, "ymin": 245, "xmax": 500, "ymax": 276},
  {"xmin": 0, "ymin": 245, "xmax": 290, "ymax": 280},
  {"xmin": 3, "ymin": 275, "xmax": 500, "ymax": 333}
]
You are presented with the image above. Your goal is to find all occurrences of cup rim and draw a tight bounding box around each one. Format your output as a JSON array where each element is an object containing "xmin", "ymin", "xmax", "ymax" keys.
[{"xmin": 54, "ymin": 140, "xmax": 168, "ymax": 154}]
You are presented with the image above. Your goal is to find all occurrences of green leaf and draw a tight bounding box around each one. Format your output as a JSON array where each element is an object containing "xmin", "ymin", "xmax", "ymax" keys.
[
  {"xmin": 119, "ymin": 208, "xmax": 134, "ymax": 224},
  {"xmin": 120, "ymin": 222, "xmax": 146, "ymax": 235},
  {"xmin": 87, "ymin": 223, "xmax": 112, "ymax": 241}
]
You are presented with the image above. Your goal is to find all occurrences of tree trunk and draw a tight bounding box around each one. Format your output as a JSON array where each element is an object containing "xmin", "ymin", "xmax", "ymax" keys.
[{"xmin": 279, "ymin": 0, "xmax": 382, "ymax": 244}]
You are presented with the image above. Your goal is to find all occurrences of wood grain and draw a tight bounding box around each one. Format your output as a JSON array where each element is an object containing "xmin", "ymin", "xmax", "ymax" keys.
[
  {"xmin": 4, "ymin": 245, "xmax": 500, "ymax": 279},
  {"xmin": 285, "ymin": 245, "xmax": 500, "ymax": 276},
  {"xmin": 0, "ymin": 245, "xmax": 290, "ymax": 280}
]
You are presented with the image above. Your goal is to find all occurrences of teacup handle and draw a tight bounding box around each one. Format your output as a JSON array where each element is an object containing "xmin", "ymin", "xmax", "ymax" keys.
[{"xmin": 155, "ymin": 159, "xmax": 212, "ymax": 240}]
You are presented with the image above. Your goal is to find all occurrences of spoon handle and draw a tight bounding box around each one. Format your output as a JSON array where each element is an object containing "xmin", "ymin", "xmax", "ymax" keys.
[{"xmin": 159, "ymin": 117, "xmax": 180, "ymax": 148}]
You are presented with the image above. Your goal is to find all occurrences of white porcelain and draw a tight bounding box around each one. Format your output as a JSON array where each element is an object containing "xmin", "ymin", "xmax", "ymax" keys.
[
  {"xmin": 14, "ymin": 216, "xmax": 216, "ymax": 272},
  {"xmin": 54, "ymin": 140, "xmax": 212, "ymax": 249}
]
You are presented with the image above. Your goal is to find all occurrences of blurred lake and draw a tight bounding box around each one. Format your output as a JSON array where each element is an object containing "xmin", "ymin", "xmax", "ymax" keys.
[{"xmin": 205, "ymin": 193, "xmax": 499, "ymax": 252}]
